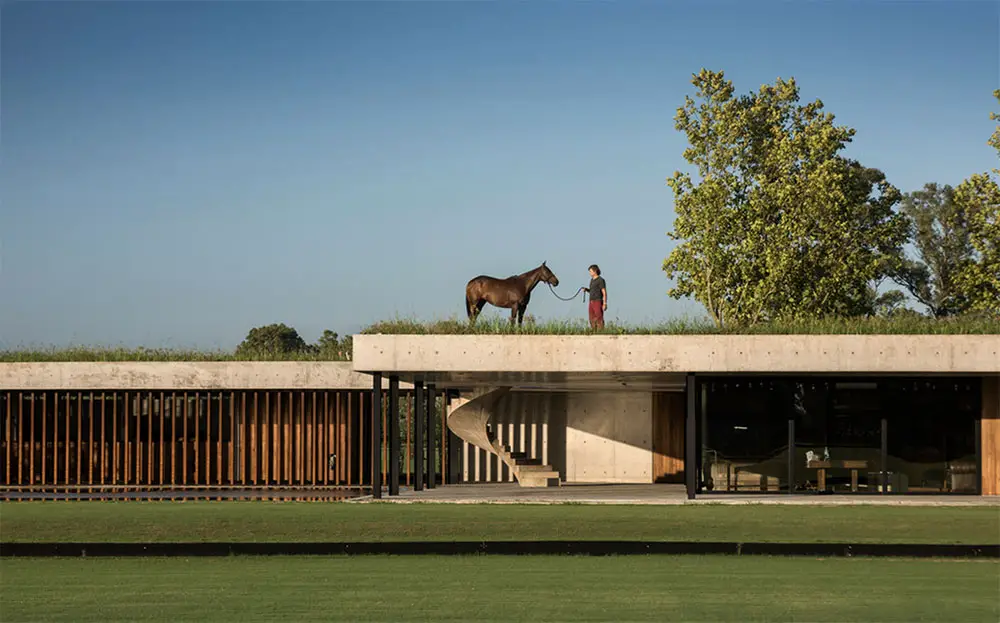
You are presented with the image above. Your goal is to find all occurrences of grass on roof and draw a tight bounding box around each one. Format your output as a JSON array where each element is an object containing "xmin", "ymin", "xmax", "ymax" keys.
[
  {"xmin": 360, "ymin": 313, "xmax": 1000, "ymax": 336},
  {"xmin": 0, "ymin": 347, "xmax": 348, "ymax": 363},
  {"xmin": 2, "ymin": 314, "xmax": 996, "ymax": 361}
]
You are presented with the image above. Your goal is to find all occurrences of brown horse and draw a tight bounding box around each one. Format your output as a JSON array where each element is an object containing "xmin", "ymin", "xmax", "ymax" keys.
[{"xmin": 465, "ymin": 262, "xmax": 560, "ymax": 325}]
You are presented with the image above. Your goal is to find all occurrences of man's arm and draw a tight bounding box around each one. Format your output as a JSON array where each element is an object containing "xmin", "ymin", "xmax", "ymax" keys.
[{"xmin": 601, "ymin": 286, "xmax": 607, "ymax": 309}]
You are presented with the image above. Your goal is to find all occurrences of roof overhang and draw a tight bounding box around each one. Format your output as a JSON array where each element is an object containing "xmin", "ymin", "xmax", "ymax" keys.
[{"xmin": 352, "ymin": 334, "xmax": 1000, "ymax": 391}]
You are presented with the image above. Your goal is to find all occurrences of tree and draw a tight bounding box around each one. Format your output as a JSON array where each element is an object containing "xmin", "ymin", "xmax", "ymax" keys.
[
  {"xmin": 953, "ymin": 173, "xmax": 1000, "ymax": 314},
  {"xmin": 989, "ymin": 89, "xmax": 1000, "ymax": 166},
  {"xmin": 316, "ymin": 329, "xmax": 352, "ymax": 360},
  {"xmin": 662, "ymin": 69, "xmax": 908, "ymax": 326},
  {"xmin": 892, "ymin": 183, "xmax": 973, "ymax": 317},
  {"xmin": 235, "ymin": 323, "xmax": 309, "ymax": 357}
]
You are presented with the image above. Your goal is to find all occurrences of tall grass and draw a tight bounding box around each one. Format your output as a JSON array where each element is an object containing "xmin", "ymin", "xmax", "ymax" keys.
[
  {"xmin": 0, "ymin": 346, "xmax": 346, "ymax": 363},
  {"xmin": 361, "ymin": 313, "xmax": 1000, "ymax": 335},
  {"xmin": 3, "ymin": 314, "xmax": 996, "ymax": 361}
]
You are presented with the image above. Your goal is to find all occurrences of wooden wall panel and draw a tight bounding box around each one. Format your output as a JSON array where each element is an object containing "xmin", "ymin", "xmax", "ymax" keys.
[
  {"xmin": 652, "ymin": 391, "xmax": 685, "ymax": 483},
  {"xmin": 982, "ymin": 375, "xmax": 1000, "ymax": 496}
]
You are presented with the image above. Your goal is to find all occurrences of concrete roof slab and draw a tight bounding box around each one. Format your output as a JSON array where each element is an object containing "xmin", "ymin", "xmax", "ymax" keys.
[{"xmin": 353, "ymin": 334, "xmax": 1000, "ymax": 376}]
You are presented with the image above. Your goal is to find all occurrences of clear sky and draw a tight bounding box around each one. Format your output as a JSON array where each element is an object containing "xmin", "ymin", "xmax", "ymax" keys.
[{"xmin": 2, "ymin": 1, "xmax": 997, "ymax": 349}]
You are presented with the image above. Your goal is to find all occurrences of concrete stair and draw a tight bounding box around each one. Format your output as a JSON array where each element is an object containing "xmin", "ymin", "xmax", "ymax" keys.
[
  {"xmin": 446, "ymin": 387, "xmax": 561, "ymax": 488},
  {"xmin": 495, "ymin": 445, "xmax": 560, "ymax": 488}
]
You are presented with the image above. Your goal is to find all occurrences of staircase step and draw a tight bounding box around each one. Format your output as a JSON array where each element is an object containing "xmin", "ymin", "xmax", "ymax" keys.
[
  {"xmin": 517, "ymin": 471, "xmax": 561, "ymax": 488},
  {"xmin": 516, "ymin": 464, "xmax": 556, "ymax": 472}
]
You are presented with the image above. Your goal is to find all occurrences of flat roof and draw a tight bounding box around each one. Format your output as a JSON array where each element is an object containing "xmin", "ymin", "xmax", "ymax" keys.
[
  {"xmin": 352, "ymin": 334, "xmax": 1000, "ymax": 390},
  {"xmin": 0, "ymin": 362, "xmax": 409, "ymax": 391}
]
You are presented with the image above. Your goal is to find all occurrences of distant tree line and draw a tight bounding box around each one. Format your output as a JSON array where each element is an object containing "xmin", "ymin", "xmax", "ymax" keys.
[
  {"xmin": 235, "ymin": 323, "xmax": 353, "ymax": 360},
  {"xmin": 663, "ymin": 69, "xmax": 999, "ymax": 327}
]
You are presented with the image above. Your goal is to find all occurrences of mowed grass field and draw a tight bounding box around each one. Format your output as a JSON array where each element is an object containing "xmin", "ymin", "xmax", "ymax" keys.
[
  {"xmin": 2, "ymin": 502, "xmax": 998, "ymax": 544},
  {"xmin": 2, "ymin": 556, "xmax": 998, "ymax": 622}
]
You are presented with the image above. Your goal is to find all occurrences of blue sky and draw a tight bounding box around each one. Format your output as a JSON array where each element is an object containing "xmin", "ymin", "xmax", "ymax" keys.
[{"xmin": 2, "ymin": 1, "xmax": 997, "ymax": 349}]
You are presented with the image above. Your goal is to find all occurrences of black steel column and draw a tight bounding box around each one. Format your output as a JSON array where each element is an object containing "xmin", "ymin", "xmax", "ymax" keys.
[
  {"xmin": 388, "ymin": 376, "xmax": 400, "ymax": 496},
  {"xmin": 880, "ymin": 417, "xmax": 888, "ymax": 495},
  {"xmin": 975, "ymin": 419, "xmax": 982, "ymax": 495},
  {"xmin": 787, "ymin": 419, "xmax": 795, "ymax": 495},
  {"xmin": 685, "ymin": 373, "xmax": 697, "ymax": 500},
  {"xmin": 427, "ymin": 384, "xmax": 437, "ymax": 489},
  {"xmin": 414, "ymin": 381, "xmax": 425, "ymax": 491},
  {"xmin": 371, "ymin": 373, "xmax": 383, "ymax": 499}
]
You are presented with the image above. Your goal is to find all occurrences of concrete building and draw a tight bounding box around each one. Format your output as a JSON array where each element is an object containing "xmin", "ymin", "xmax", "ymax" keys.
[
  {"xmin": 353, "ymin": 334, "xmax": 1000, "ymax": 497},
  {"xmin": 2, "ymin": 334, "xmax": 997, "ymax": 499}
]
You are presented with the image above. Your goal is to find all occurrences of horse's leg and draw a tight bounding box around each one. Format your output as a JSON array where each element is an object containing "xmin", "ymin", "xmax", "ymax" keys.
[
  {"xmin": 510, "ymin": 304, "xmax": 518, "ymax": 326},
  {"xmin": 519, "ymin": 294, "xmax": 530, "ymax": 326},
  {"xmin": 469, "ymin": 300, "xmax": 485, "ymax": 324}
]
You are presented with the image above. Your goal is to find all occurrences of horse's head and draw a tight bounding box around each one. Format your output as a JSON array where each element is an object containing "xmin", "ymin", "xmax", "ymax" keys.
[{"xmin": 540, "ymin": 261, "xmax": 559, "ymax": 287}]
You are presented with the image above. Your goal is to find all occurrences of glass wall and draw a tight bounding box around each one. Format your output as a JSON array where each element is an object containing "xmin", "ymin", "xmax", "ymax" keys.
[{"xmin": 697, "ymin": 376, "xmax": 981, "ymax": 495}]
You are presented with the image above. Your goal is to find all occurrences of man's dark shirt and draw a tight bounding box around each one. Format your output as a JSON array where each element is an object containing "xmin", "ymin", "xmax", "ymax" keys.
[{"xmin": 589, "ymin": 276, "xmax": 606, "ymax": 302}]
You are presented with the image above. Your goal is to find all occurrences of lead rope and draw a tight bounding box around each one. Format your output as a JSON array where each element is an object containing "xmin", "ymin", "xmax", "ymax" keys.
[{"xmin": 548, "ymin": 283, "xmax": 587, "ymax": 304}]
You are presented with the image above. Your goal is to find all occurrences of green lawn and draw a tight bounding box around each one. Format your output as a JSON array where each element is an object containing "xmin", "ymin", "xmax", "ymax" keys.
[
  {"xmin": 2, "ymin": 502, "xmax": 997, "ymax": 544},
  {"xmin": 2, "ymin": 556, "xmax": 997, "ymax": 622}
]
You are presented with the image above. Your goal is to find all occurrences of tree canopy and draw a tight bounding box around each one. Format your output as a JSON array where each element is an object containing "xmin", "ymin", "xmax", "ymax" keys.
[
  {"xmin": 235, "ymin": 323, "xmax": 310, "ymax": 357},
  {"xmin": 893, "ymin": 184, "xmax": 972, "ymax": 317},
  {"xmin": 663, "ymin": 69, "xmax": 907, "ymax": 327}
]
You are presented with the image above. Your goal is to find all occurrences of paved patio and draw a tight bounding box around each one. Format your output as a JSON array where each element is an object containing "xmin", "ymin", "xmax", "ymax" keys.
[{"xmin": 368, "ymin": 483, "xmax": 999, "ymax": 506}]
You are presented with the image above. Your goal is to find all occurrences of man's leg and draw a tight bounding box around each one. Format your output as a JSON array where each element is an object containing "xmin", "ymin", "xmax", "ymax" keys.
[
  {"xmin": 588, "ymin": 301, "xmax": 598, "ymax": 329},
  {"xmin": 596, "ymin": 303, "xmax": 605, "ymax": 330}
]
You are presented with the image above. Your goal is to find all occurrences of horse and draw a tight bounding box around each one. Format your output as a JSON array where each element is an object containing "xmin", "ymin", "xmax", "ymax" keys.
[{"xmin": 465, "ymin": 262, "xmax": 560, "ymax": 326}]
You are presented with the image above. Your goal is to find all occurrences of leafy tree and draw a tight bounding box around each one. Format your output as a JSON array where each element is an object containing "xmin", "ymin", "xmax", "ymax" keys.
[
  {"xmin": 989, "ymin": 89, "xmax": 1000, "ymax": 165},
  {"xmin": 893, "ymin": 184, "xmax": 973, "ymax": 317},
  {"xmin": 953, "ymin": 173, "xmax": 1000, "ymax": 314},
  {"xmin": 662, "ymin": 69, "xmax": 908, "ymax": 327},
  {"xmin": 316, "ymin": 329, "xmax": 353, "ymax": 360},
  {"xmin": 235, "ymin": 323, "xmax": 309, "ymax": 357}
]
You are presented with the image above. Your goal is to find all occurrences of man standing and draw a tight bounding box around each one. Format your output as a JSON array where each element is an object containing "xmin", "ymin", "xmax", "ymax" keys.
[{"xmin": 585, "ymin": 264, "xmax": 607, "ymax": 330}]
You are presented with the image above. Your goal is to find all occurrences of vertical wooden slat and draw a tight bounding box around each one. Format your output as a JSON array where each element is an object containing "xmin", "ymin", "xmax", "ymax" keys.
[
  {"xmin": 282, "ymin": 392, "xmax": 289, "ymax": 484},
  {"xmin": 263, "ymin": 392, "xmax": 271, "ymax": 484},
  {"xmin": 41, "ymin": 393, "xmax": 48, "ymax": 486},
  {"xmin": 206, "ymin": 392, "xmax": 213, "ymax": 485},
  {"xmin": 100, "ymin": 394, "xmax": 107, "ymax": 484},
  {"xmin": 134, "ymin": 393, "xmax": 142, "ymax": 485},
  {"xmin": 218, "ymin": 393, "xmax": 224, "ymax": 485},
  {"xmin": 112, "ymin": 394, "xmax": 119, "ymax": 485},
  {"xmin": 335, "ymin": 392, "xmax": 343, "ymax": 484},
  {"xmin": 193, "ymin": 391, "xmax": 200, "ymax": 485},
  {"xmin": 77, "ymin": 392, "xmax": 83, "ymax": 485},
  {"xmin": 28, "ymin": 393, "xmax": 35, "ymax": 486},
  {"xmin": 87, "ymin": 392, "xmax": 94, "ymax": 485},
  {"xmin": 183, "ymin": 392, "xmax": 189, "ymax": 486},
  {"xmin": 5, "ymin": 392, "xmax": 12, "ymax": 485},
  {"xmin": 298, "ymin": 391, "xmax": 305, "ymax": 485},
  {"xmin": 252, "ymin": 392, "xmax": 259, "ymax": 485},
  {"xmin": 229, "ymin": 392, "xmax": 236, "ymax": 485},
  {"xmin": 321, "ymin": 392, "xmax": 329, "ymax": 485},
  {"xmin": 17, "ymin": 394, "xmax": 24, "ymax": 485},
  {"xmin": 284, "ymin": 392, "xmax": 291, "ymax": 484},
  {"xmin": 309, "ymin": 392, "xmax": 316, "ymax": 484},
  {"xmin": 53, "ymin": 392, "xmax": 61, "ymax": 485},
  {"xmin": 146, "ymin": 392, "xmax": 153, "ymax": 485},
  {"xmin": 159, "ymin": 391, "xmax": 165, "ymax": 485},
  {"xmin": 170, "ymin": 393, "xmax": 177, "ymax": 485},
  {"xmin": 123, "ymin": 392, "xmax": 130, "ymax": 485}
]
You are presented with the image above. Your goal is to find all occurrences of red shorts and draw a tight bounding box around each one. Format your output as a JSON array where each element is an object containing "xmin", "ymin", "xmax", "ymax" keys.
[{"xmin": 588, "ymin": 300, "xmax": 605, "ymax": 328}]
